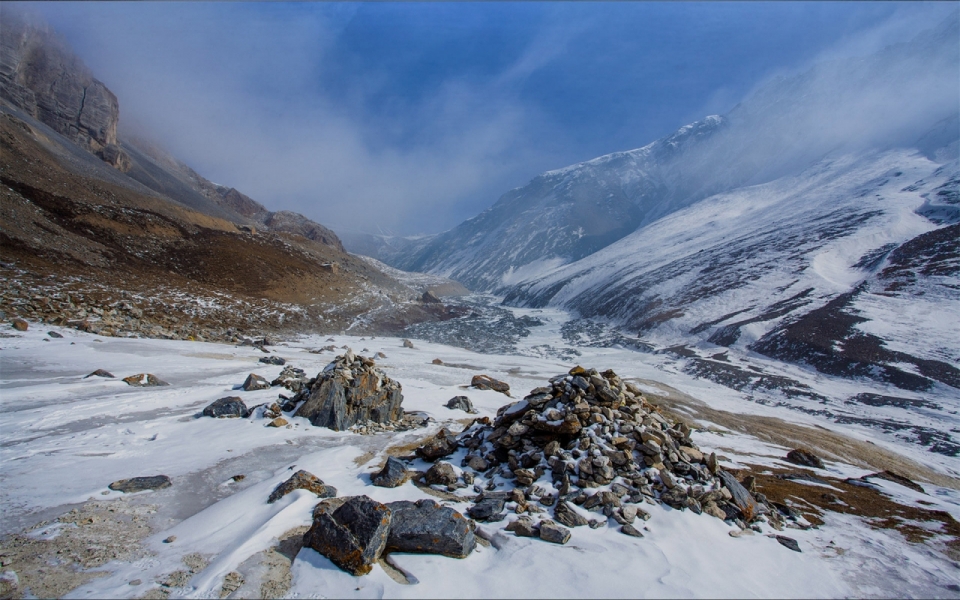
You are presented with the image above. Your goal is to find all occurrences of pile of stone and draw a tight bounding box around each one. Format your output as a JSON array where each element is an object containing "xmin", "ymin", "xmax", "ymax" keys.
[
  {"xmin": 291, "ymin": 351, "xmax": 404, "ymax": 431},
  {"xmin": 418, "ymin": 366, "xmax": 796, "ymax": 545}
]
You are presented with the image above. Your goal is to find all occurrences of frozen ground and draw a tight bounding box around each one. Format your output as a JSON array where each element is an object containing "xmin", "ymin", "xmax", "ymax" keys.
[{"xmin": 1, "ymin": 312, "xmax": 959, "ymax": 598}]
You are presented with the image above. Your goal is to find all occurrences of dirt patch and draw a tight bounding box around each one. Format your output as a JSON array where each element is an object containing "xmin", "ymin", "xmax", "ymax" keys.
[
  {"xmin": 0, "ymin": 498, "xmax": 155, "ymax": 599},
  {"xmin": 223, "ymin": 526, "xmax": 307, "ymax": 599},
  {"xmin": 631, "ymin": 378, "xmax": 960, "ymax": 491}
]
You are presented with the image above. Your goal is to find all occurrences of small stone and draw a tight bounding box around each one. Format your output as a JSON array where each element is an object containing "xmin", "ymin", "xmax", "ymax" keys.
[
  {"xmin": 268, "ymin": 470, "xmax": 337, "ymax": 503},
  {"xmin": 129, "ymin": 579, "xmax": 141, "ymax": 586},
  {"xmin": 416, "ymin": 430, "xmax": 458, "ymax": 461},
  {"xmin": 163, "ymin": 536, "xmax": 176, "ymax": 543},
  {"xmin": 267, "ymin": 417, "xmax": 289, "ymax": 427},
  {"xmin": 471, "ymin": 374, "xmax": 510, "ymax": 395},
  {"xmin": 432, "ymin": 358, "xmax": 443, "ymax": 365},
  {"xmin": 425, "ymin": 462, "xmax": 458, "ymax": 486},
  {"xmin": 445, "ymin": 396, "xmax": 477, "ymax": 413},
  {"xmin": 775, "ymin": 535, "xmax": 802, "ymax": 552},
  {"xmin": 108, "ymin": 475, "xmax": 172, "ymax": 493},
  {"xmin": 554, "ymin": 501, "xmax": 589, "ymax": 527},
  {"xmin": 231, "ymin": 475, "xmax": 246, "ymax": 482},
  {"xmin": 468, "ymin": 494, "xmax": 507, "ymax": 522},
  {"xmin": 202, "ymin": 397, "xmax": 248, "ymax": 418},
  {"xmin": 84, "ymin": 369, "xmax": 115, "ymax": 379},
  {"xmin": 11, "ymin": 319, "xmax": 27, "ymax": 331},
  {"xmin": 372, "ymin": 457, "xmax": 408, "ymax": 488},
  {"xmin": 122, "ymin": 373, "xmax": 169, "ymax": 387},
  {"xmin": 538, "ymin": 520, "xmax": 571, "ymax": 544},
  {"xmin": 242, "ymin": 373, "xmax": 271, "ymax": 391},
  {"xmin": 259, "ymin": 355, "xmax": 286, "ymax": 366},
  {"xmin": 785, "ymin": 449, "xmax": 825, "ymax": 469},
  {"xmin": 506, "ymin": 516, "xmax": 539, "ymax": 537},
  {"xmin": 402, "ymin": 339, "xmax": 415, "ymax": 348},
  {"xmin": 620, "ymin": 524, "xmax": 644, "ymax": 537},
  {"xmin": 47, "ymin": 331, "xmax": 63, "ymax": 338}
]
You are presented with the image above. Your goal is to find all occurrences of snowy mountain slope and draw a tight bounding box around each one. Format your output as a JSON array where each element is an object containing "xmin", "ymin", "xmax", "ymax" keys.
[
  {"xmin": 503, "ymin": 150, "xmax": 960, "ymax": 455},
  {"xmin": 373, "ymin": 15, "xmax": 959, "ymax": 293}
]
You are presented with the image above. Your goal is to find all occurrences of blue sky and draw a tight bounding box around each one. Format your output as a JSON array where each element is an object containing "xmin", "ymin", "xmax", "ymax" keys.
[{"xmin": 19, "ymin": 1, "xmax": 956, "ymax": 234}]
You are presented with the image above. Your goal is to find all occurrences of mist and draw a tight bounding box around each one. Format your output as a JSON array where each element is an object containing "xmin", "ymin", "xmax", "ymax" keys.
[{"xmin": 13, "ymin": 2, "xmax": 957, "ymax": 235}]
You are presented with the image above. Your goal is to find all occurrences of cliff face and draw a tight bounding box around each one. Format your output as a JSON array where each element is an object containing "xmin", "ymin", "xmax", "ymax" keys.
[{"xmin": 0, "ymin": 12, "xmax": 128, "ymax": 170}]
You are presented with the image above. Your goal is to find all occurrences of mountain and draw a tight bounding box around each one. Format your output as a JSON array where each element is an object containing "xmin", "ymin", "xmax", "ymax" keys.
[{"xmin": 370, "ymin": 16, "xmax": 959, "ymax": 294}]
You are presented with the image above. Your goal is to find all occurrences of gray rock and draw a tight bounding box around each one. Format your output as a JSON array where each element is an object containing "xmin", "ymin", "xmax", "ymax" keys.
[
  {"xmin": 425, "ymin": 462, "xmax": 458, "ymax": 486},
  {"xmin": 718, "ymin": 470, "xmax": 760, "ymax": 520},
  {"xmin": 538, "ymin": 520, "xmax": 571, "ymax": 544},
  {"xmin": 554, "ymin": 501, "xmax": 589, "ymax": 527},
  {"xmin": 268, "ymin": 470, "xmax": 336, "ymax": 504},
  {"xmin": 416, "ymin": 430, "xmax": 458, "ymax": 461},
  {"xmin": 620, "ymin": 524, "xmax": 644, "ymax": 538},
  {"xmin": 385, "ymin": 499, "xmax": 476, "ymax": 558},
  {"xmin": 445, "ymin": 396, "xmax": 477, "ymax": 413},
  {"xmin": 108, "ymin": 475, "xmax": 172, "ymax": 493},
  {"xmin": 785, "ymin": 449, "xmax": 825, "ymax": 469},
  {"xmin": 202, "ymin": 396, "xmax": 248, "ymax": 419},
  {"xmin": 402, "ymin": 339, "xmax": 415, "ymax": 348},
  {"xmin": 259, "ymin": 356, "xmax": 286, "ymax": 366},
  {"xmin": 371, "ymin": 457, "xmax": 408, "ymax": 488},
  {"xmin": 294, "ymin": 354, "xmax": 403, "ymax": 431},
  {"xmin": 468, "ymin": 495, "xmax": 506, "ymax": 522},
  {"xmin": 775, "ymin": 535, "xmax": 801, "ymax": 552},
  {"xmin": 47, "ymin": 331, "xmax": 63, "ymax": 338},
  {"xmin": 84, "ymin": 369, "xmax": 114, "ymax": 379},
  {"xmin": 242, "ymin": 373, "xmax": 271, "ymax": 391},
  {"xmin": 303, "ymin": 495, "xmax": 392, "ymax": 576},
  {"xmin": 505, "ymin": 516, "xmax": 538, "ymax": 537}
]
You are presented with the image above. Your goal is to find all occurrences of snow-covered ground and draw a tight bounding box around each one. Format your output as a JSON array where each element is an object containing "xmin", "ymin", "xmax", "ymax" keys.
[{"xmin": 1, "ymin": 316, "xmax": 959, "ymax": 598}]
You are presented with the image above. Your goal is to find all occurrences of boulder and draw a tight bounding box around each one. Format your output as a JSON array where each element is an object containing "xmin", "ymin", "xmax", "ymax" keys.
[
  {"xmin": 242, "ymin": 373, "xmax": 271, "ymax": 391},
  {"xmin": 293, "ymin": 354, "xmax": 403, "ymax": 431},
  {"xmin": 371, "ymin": 457, "xmax": 408, "ymax": 488},
  {"xmin": 415, "ymin": 430, "xmax": 458, "ymax": 461},
  {"xmin": 620, "ymin": 524, "xmax": 644, "ymax": 538},
  {"xmin": 445, "ymin": 396, "xmax": 477, "ymax": 414},
  {"xmin": 303, "ymin": 495, "xmax": 392, "ymax": 576},
  {"xmin": 468, "ymin": 494, "xmax": 507, "ymax": 522},
  {"xmin": 785, "ymin": 448, "xmax": 825, "ymax": 469},
  {"xmin": 11, "ymin": 319, "xmax": 28, "ymax": 331},
  {"xmin": 471, "ymin": 375, "xmax": 510, "ymax": 395},
  {"xmin": 108, "ymin": 475, "xmax": 172, "ymax": 493},
  {"xmin": 425, "ymin": 462, "xmax": 458, "ymax": 486},
  {"xmin": 384, "ymin": 499, "xmax": 476, "ymax": 558},
  {"xmin": 122, "ymin": 373, "xmax": 169, "ymax": 387},
  {"xmin": 718, "ymin": 470, "xmax": 760, "ymax": 520},
  {"xmin": 202, "ymin": 396, "xmax": 248, "ymax": 418},
  {"xmin": 84, "ymin": 369, "xmax": 114, "ymax": 379},
  {"xmin": 505, "ymin": 516, "xmax": 539, "ymax": 537},
  {"xmin": 538, "ymin": 520, "xmax": 571, "ymax": 544},
  {"xmin": 259, "ymin": 356, "xmax": 286, "ymax": 366},
  {"xmin": 268, "ymin": 470, "xmax": 337, "ymax": 504}
]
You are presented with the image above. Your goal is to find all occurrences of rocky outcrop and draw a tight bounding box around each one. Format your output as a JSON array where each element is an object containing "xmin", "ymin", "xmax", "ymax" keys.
[
  {"xmin": 293, "ymin": 351, "xmax": 403, "ymax": 431},
  {"xmin": 0, "ymin": 12, "xmax": 128, "ymax": 169}
]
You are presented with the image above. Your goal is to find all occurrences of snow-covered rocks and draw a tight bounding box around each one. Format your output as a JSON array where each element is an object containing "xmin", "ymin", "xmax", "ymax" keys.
[
  {"xmin": 241, "ymin": 373, "xmax": 271, "ymax": 391},
  {"xmin": 292, "ymin": 351, "xmax": 403, "ymax": 431},
  {"xmin": 121, "ymin": 373, "xmax": 169, "ymax": 387}
]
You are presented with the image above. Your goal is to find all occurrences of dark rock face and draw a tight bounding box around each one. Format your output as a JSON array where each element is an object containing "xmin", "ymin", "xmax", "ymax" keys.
[
  {"xmin": 294, "ymin": 352, "xmax": 403, "ymax": 431},
  {"xmin": 471, "ymin": 375, "xmax": 510, "ymax": 395},
  {"xmin": 785, "ymin": 448, "xmax": 825, "ymax": 469},
  {"xmin": 415, "ymin": 430, "xmax": 458, "ymax": 461},
  {"xmin": 303, "ymin": 495, "xmax": 392, "ymax": 576},
  {"xmin": 775, "ymin": 535, "xmax": 801, "ymax": 552},
  {"xmin": 84, "ymin": 369, "xmax": 114, "ymax": 379},
  {"xmin": 0, "ymin": 13, "xmax": 128, "ymax": 169},
  {"xmin": 267, "ymin": 470, "xmax": 337, "ymax": 504},
  {"xmin": 202, "ymin": 396, "xmax": 248, "ymax": 419},
  {"xmin": 384, "ymin": 499, "xmax": 476, "ymax": 558},
  {"xmin": 425, "ymin": 462, "xmax": 458, "ymax": 486},
  {"xmin": 445, "ymin": 396, "xmax": 477, "ymax": 413},
  {"xmin": 242, "ymin": 373, "xmax": 271, "ymax": 391},
  {"xmin": 108, "ymin": 475, "xmax": 171, "ymax": 493},
  {"xmin": 467, "ymin": 494, "xmax": 506, "ymax": 522},
  {"xmin": 371, "ymin": 457, "xmax": 408, "ymax": 488},
  {"xmin": 259, "ymin": 356, "xmax": 286, "ymax": 366},
  {"xmin": 717, "ymin": 471, "xmax": 760, "ymax": 520},
  {"xmin": 122, "ymin": 373, "xmax": 169, "ymax": 387}
]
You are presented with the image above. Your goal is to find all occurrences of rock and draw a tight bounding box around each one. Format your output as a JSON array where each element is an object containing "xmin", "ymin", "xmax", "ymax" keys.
[
  {"xmin": 421, "ymin": 291, "xmax": 442, "ymax": 304},
  {"xmin": 554, "ymin": 501, "xmax": 589, "ymax": 527},
  {"xmin": 425, "ymin": 462, "xmax": 458, "ymax": 486},
  {"xmin": 865, "ymin": 470, "xmax": 925, "ymax": 494},
  {"xmin": 163, "ymin": 536, "xmax": 176, "ymax": 543},
  {"xmin": 538, "ymin": 520, "xmax": 571, "ymax": 544},
  {"xmin": 445, "ymin": 395, "xmax": 477, "ymax": 414},
  {"xmin": 468, "ymin": 494, "xmax": 507, "ymax": 522},
  {"xmin": 785, "ymin": 448, "xmax": 825, "ymax": 469},
  {"xmin": 202, "ymin": 396, "xmax": 248, "ymax": 418},
  {"xmin": 465, "ymin": 455, "xmax": 489, "ymax": 471},
  {"xmin": 242, "ymin": 373, "xmax": 271, "ymax": 391},
  {"xmin": 471, "ymin": 374, "xmax": 510, "ymax": 395},
  {"xmin": 271, "ymin": 365, "xmax": 310, "ymax": 393},
  {"xmin": 83, "ymin": 369, "xmax": 114, "ymax": 379},
  {"xmin": 303, "ymin": 495, "xmax": 392, "ymax": 576},
  {"xmin": 620, "ymin": 524, "xmax": 644, "ymax": 537},
  {"xmin": 385, "ymin": 499, "xmax": 476, "ymax": 558},
  {"xmin": 372, "ymin": 457, "xmax": 408, "ymax": 488},
  {"xmin": 259, "ymin": 355, "xmax": 286, "ymax": 366},
  {"xmin": 47, "ymin": 331, "xmax": 63, "ymax": 338},
  {"xmin": 432, "ymin": 358, "xmax": 444, "ymax": 364},
  {"xmin": 220, "ymin": 571, "xmax": 244, "ymax": 597},
  {"xmin": 267, "ymin": 470, "xmax": 337, "ymax": 504},
  {"xmin": 402, "ymin": 339, "xmax": 415, "ymax": 348},
  {"xmin": 506, "ymin": 516, "xmax": 538, "ymax": 537},
  {"xmin": 718, "ymin": 470, "xmax": 760, "ymax": 521},
  {"xmin": 775, "ymin": 535, "xmax": 801, "ymax": 552},
  {"xmin": 706, "ymin": 452, "xmax": 719, "ymax": 475},
  {"xmin": 267, "ymin": 417, "xmax": 289, "ymax": 427},
  {"xmin": 416, "ymin": 430, "xmax": 458, "ymax": 461},
  {"xmin": 11, "ymin": 318, "xmax": 27, "ymax": 331},
  {"xmin": 122, "ymin": 373, "xmax": 169, "ymax": 387},
  {"xmin": 376, "ymin": 352, "xmax": 387, "ymax": 359},
  {"xmin": 293, "ymin": 354, "xmax": 403, "ymax": 431},
  {"xmin": 108, "ymin": 475, "xmax": 172, "ymax": 493}
]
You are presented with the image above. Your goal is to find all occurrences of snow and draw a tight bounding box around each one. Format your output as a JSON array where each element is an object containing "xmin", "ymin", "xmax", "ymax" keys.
[{"xmin": 2, "ymin": 320, "xmax": 959, "ymax": 598}]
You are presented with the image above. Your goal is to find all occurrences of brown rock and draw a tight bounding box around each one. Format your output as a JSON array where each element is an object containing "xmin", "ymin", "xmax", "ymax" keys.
[
  {"xmin": 471, "ymin": 374, "xmax": 510, "ymax": 395},
  {"xmin": 267, "ymin": 470, "xmax": 337, "ymax": 504},
  {"xmin": 267, "ymin": 417, "xmax": 288, "ymax": 428},
  {"xmin": 11, "ymin": 318, "xmax": 28, "ymax": 331}
]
